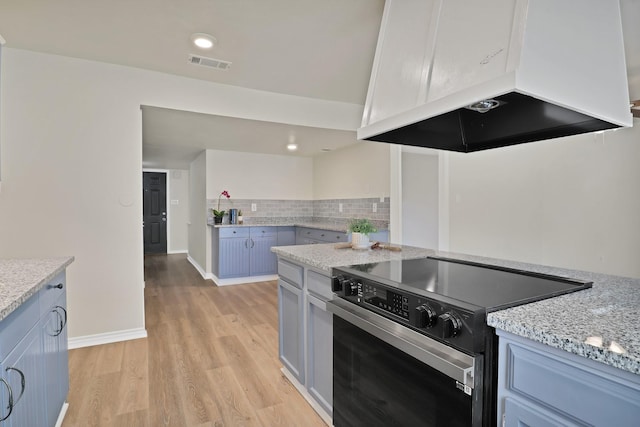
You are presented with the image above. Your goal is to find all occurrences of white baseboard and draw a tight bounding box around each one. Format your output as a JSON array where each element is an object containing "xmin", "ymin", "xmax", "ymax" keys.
[
  {"xmin": 55, "ymin": 402, "xmax": 69, "ymax": 427},
  {"xmin": 187, "ymin": 255, "xmax": 212, "ymax": 280},
  {"xmin": 281, "ymin": 367, "xmax": 332, "ymax": 426},
  {"xmin": 211, "ymin": 274, "xmax": 278, "ymax": 286},
  {"xmin": 68, "ymin": 327, "xmax": 147, "ymax": 349},
  {"xmin": 167, "ymin": 249, "xmax": 188, "ymax": 254}
]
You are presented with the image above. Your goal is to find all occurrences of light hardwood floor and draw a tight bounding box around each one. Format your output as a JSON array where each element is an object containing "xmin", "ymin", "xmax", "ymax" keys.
[{"xmin": 62, "ymin": 254, "xmax": 326, "ymax": 427}]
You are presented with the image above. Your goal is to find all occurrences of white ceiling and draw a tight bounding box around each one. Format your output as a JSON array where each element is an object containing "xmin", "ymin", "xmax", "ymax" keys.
[
  {"xmin": 141, "ymin": 106, "xmax": 362, "ymax": 169},
  {"xmin": 2, "ymin": 0, "xmax": 639, "ymax": 169}
]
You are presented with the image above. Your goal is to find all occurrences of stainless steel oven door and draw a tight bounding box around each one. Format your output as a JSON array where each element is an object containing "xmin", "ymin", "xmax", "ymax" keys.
[{"xmin": 328, "ymin": 298, "xmax": 484, "ymax": 427}]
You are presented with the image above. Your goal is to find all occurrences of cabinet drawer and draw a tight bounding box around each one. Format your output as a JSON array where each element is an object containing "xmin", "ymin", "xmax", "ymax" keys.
[
  {"xmin": 506, "ymin": 340, "xmax": 640, "ymax": 425},
  {"xmin": 219, "ymin": 227, "xmax": 250, "ymax": 238},
  {"xmin": 250, "ymin": 226, "xmax": 277, "ymax": 237},
  {"xmin": 297, "ymin": 227, "xmax": 347, "ymax": 243},
  {"xmin": 39, "ymin": 272, "xmax": 66, "ymax": 315},
  {"xmin": 307, "ymin": 270, "xmax": 333, "ymax": 301},
  {"xmin": 0, "ymin": 293, "xmax": 39, "ymax": 361},
  {"xmin": 317, "ymin": 230, "xmax": 347, "ymax": 243},
  {"xmin": 278, "ymin": 259, "xmax": 303, "ymax": 288}
]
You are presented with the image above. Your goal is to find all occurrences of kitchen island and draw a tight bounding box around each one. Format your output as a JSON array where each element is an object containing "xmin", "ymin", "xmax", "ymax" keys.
[
  {"xmin": 0, "ymin": 257, "xmax": 74, "ymax": 426},
  {"xmin": 272, "ymin": 244, "xmax": 640, "ymax": 425}
]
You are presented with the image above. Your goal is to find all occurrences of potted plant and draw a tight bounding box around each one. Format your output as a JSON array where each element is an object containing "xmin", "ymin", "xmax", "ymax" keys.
[
  {"xmin": 348, "ymin": 218, "xmax": 377, "ymax": 249},
  {"xmin": 238, "ymin": 209, "xmax": 243, "ymax": 225},
  {"xmin": 211, "ymin": 190, "xmax": 231, "ymax": 224}
]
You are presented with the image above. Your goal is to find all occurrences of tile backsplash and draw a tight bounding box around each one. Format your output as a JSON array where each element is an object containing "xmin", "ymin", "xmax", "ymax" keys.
[{"xmin": 207, "ymin": 197, "xmax": 389, "ymax": 225}]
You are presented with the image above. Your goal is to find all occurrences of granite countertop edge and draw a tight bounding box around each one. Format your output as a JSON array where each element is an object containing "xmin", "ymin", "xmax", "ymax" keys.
[
  {"xmin": 207, "ymin": 220, "xmax": 388, "ymax": 233},
  {"xmin": 272, "ymin": 244, "xmax": 640, "ymax": 375},
  {"xmin": 0, "ymin": 257, "xmax": 75, "ymax": 322}
]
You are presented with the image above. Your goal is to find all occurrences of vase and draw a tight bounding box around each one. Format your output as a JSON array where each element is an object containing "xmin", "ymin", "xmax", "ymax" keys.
[
  {"xmin": 238, "ymin": 215, "xmax": 244, "ymax": 225},
  {"xmin": 213, "ymin": 216, "xmax": 223, "ymax": 225},
  {"xmin": 351, "ymin": 232, "xmax": 370, "ymax": 250}
]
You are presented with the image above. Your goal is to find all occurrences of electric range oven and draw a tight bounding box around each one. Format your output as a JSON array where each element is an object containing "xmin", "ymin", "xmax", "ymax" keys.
[{"xmin": 327, "ymin": 256, "xmax": 592, "ymax": 427}]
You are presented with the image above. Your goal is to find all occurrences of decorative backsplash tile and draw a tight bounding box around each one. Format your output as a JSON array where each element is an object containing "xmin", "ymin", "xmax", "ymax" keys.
[{"xmin": 207, "ymin": 197, "xmax": 390, "ymax": 227}]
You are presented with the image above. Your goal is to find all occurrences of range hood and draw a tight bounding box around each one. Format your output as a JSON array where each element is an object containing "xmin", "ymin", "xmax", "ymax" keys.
[{"xmin": 358, "ymin": 0, "xmax": 633, "ymax": 152}]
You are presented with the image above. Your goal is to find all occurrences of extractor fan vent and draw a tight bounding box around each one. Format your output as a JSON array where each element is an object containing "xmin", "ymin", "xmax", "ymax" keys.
[{"xmin": 188, "ymin": 54, "xmax": 232, "ymax": 71}]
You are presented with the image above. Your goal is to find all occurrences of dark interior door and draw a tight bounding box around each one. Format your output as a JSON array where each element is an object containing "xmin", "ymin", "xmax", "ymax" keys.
[{"xmin": 143, "ymin": 172, "xmax": 167, "ymax": 254}]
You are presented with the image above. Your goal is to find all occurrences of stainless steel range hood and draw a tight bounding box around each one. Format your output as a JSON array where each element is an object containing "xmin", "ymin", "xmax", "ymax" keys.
[{"xmin": 358, "ymin": 0, "xmax": 633, "ymax": 152}]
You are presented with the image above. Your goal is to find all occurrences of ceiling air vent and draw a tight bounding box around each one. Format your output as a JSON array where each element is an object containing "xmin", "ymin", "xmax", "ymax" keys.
[{"xmin": 188, "ymin": 54, "xmax": 232, "ymax": 71}]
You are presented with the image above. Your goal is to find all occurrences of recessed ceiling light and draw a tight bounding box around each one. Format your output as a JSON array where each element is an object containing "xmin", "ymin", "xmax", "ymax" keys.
[
  {"xmin": 191, "ymin": 33, "xmax": 216, "ymax": 49},
  {"xmin": 287, "ymin": 143, "xmax": 298, "ymax": 151}
]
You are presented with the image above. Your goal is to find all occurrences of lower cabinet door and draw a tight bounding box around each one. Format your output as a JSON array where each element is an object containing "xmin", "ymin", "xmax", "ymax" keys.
[
  {"xmin": 42, "ymin": 294, "xmax": 69, "ymax": 427},
  {"xmin": 306, "ymin": 294, "xmax": 333, "ymax": 416},
  {"xmin": 219, "ymin": 237, "xmax": 251, "ymax": 278},
  {"xmin": 250, "ymin": 235, "xmax": 278, "ymax": 276},
  {"xmin": 1, "ymin": 326, "xmax": 45, "ymax": 427},
  {"xmin": 278, "ymin": 279, "xmax": 304, "ymax": 383}
]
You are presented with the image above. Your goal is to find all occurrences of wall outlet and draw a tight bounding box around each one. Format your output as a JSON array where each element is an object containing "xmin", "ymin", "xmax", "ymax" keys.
[
  {"xmin": 251, "ymin": 203, "xmax": 257, "ymax": 212},
  {"xmin": 372, "ymin": 203, "xmax": 377, "ymax": 213},
  {"xmin": 339, "ymin": 203, "xmax": 343, "ymax": 213}
]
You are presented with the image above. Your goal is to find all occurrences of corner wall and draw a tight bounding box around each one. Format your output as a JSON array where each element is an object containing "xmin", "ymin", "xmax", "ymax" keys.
[{"xmin": 0, "ymin": 48, "xmax": 362, "ymax": 341}]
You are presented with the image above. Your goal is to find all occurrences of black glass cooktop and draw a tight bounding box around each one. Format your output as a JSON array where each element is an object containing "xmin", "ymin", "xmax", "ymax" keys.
[{"xmin": 337, "ymin": 256, "xmax": 592, "ymax": 312}]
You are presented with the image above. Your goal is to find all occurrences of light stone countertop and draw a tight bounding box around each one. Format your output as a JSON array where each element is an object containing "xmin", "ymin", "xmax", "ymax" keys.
[
  {"xmin": 272, "ymin": 244, "xmax": 640, "ymax": 375},
  {"xmin": 0, "ymin": 257, "xmax": 75, "ymax": 322}
]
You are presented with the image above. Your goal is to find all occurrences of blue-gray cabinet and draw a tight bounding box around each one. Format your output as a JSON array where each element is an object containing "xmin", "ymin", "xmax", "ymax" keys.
[
  {"xmin": 277, "ymin": 258, "xmax": 333, "ymax": 422},
  {"xmin": 0, "ymin": 271, "xmax": 69, "ymax": 426},
  {"xmin": 214, "ymin": 226, "xmax": 279, "ymax": 279},
  {"xmin": 41, "ymin": 288, "xmax": 69, "ymax": 427},
  {"xmin": 497, "ymin": 330, "xmax": 640, "ymax": 427},
  {"xmin": 249, "ymin": 227, "xmax": 278, "ymax": 276},
  {"xmin": 295, "ymin": 227, "xmax": 348, "ymax": 245},
  {"xmin": 218, "ymin": 227, "xmax": 251, "ymax": 278},
  {"xmin": 277, "ymin": 260, "xmax": 305, "ymax": 383},
  {"xmin": 277, "ymin": 226, "xmax": 296, "ymax": 246}
]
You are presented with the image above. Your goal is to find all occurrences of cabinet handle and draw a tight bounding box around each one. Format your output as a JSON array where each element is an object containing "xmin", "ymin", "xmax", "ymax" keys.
[
  {"xmin": 52, "ymin": 283, "xmax": 63, "ymax": 290},
  {"xmin": 0, "ymin": 378, "xmax": 13, "ymax": 421},
  {"xmin": 5, "ymin": 368, "xmax": 25, "ymax": 407},
  {"xmin": 251, "ymin": 238, "xmax": 255, "ymax": 248},
  {"xmin": 54, "ymin": 306, "xmax": 68, "ymax": 336}
]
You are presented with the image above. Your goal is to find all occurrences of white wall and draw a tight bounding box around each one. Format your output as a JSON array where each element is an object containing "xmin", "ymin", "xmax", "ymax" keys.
[
  {"xmin": 205, "ymin": 149, "xmax": 313, "ymax": 200},
  {"xmin": 401, "ymin": 150, "xmax": 439, "ymax": 249},
  {"xmin": 188, "ymin": 154, "xmax": 207, "ymax": 273},
  {"xmin": 447, "ymin": 124, "xmax": 640, "ymax": 279},
  {"xmin": 0, "ymin": 48, "xmax": 362, "ymax": 340},
  {"xmin": 168, "ymin": 169, "xmax": 189, "ymax": 253},
  {"xmin": 312, "ymin": 142, "xmax": 390, "ymax": 199}
]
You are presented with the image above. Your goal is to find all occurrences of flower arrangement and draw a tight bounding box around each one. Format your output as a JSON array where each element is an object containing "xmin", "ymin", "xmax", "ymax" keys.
[{"xmin": 212, "ymin": 190, "xmax": 231, "ymax": 220}]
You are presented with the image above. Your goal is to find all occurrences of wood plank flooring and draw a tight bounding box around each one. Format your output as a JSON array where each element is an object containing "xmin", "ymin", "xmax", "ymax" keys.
[{"xmin": 63, "ymin": 254, "xmax": 326, "ymax": 427}]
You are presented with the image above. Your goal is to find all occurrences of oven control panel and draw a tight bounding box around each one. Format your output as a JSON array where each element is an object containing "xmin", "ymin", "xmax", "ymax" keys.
[{"xmin": 332, "ymin": 274, "xmax": 483, "ymax": 353}]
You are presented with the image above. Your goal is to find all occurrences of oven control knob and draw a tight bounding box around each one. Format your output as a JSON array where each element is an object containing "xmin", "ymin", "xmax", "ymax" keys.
[
  {"xmin": 439, "ymin": 312, "xmax": 462, "ymax": 338},
  {"xmin": 414, "ymin": 304, "xmax": 437, "ymax": 328},
  {"xmin": 332, "ymin": 275, "xmax": 346, "ymax": 293},
  {"xmin": 343, "ymin": 279, "xmax": 358, "ymax": 297}
]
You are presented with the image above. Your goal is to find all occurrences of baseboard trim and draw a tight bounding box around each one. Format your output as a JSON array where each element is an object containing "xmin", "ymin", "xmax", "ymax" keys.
[
  {"xmin": 68, "ymin": 327, "xmax": 147, "ymax": 349},
  {"xmin": 281, "ymin": 367, "xmax": 331, "ymax": 426},
  {"xmin": 211, "ymin": 273, "xmax": 278, "ymax": 286},
  {"xmin": 167, "ymin": 250, "xmax": 188, "ymax": 254},
  {"xmin": 187, "ymin": 255, "xmax": 212, "ymax": 280},
  {"xmin": 55, "ymin": 402, "xmax": 69, "ymax": 427}
]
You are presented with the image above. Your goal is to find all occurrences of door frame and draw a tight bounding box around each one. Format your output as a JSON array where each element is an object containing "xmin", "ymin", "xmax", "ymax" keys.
[{"xmin": 142, "ymin": 168, "xmax": 171, "ymax": 253}]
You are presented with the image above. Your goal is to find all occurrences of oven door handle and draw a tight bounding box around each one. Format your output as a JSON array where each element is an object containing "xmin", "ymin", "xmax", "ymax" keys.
[{"xmin": 327, "ymin": 298, "xmax": 477, "ymax": 390}]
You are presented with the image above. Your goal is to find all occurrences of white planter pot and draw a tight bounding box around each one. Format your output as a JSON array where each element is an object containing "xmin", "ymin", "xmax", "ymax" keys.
[{"xmin": 351, "ymin": 232, "xmax": 370, "ymax": 250}]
